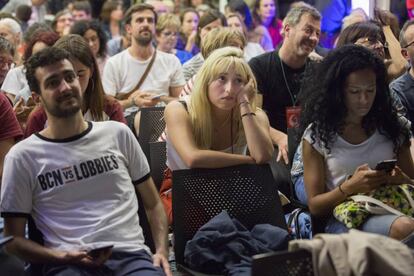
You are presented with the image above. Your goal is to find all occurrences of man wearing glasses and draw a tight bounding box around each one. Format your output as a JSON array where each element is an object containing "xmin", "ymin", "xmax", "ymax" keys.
[{"xmin": 390, "ymin": 19, "xmax": 414, "ymax": 157}]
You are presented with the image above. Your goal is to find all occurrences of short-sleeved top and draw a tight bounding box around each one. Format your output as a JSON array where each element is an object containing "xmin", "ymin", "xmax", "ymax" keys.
[
  {"xmin": 102, "ymin": 49, "xmax": 185, "ymax": 116},
  {"xmin": 1, "ymin": 66, "xmax": 31, "ymax": 102},
  {"xmin": 249, "ymin": 51, "xmax": 310, "ymax": 132},
  {"xmin": 303, "ymin": 124, "xmax": 396, "ymax": 191},
  {"xmin": 0, "ymin": 93, "xmax": 23, "ymax": 141},
  {"xmin": 182, "ymin": 53, "xmax": 204, "ymax": 82},
  {"xmin": 244, "ymin": 42, "xmax": 265, "ymax": 62},
  {"xmin": 24, "ymin": 98, "xmax": 127, "ymax": 137},
  {"xmin": 1, "ymin": 121, "xmax": 150, "ymax": 253}
]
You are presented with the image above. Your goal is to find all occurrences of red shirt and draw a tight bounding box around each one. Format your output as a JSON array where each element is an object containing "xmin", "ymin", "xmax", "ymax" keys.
[
  {"xmin": 0, "ymin": 93, "xmax": 23, "ymax": 141},
  {"xmin": 267, "ymin": 19, "xmax": 284, "ymax": 48}
]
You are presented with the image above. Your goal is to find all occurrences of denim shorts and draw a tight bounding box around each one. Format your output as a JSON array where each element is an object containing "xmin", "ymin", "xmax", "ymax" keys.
[{"xmin": 294, "ymin": 175, "xmax": 400, "ymax": 236}]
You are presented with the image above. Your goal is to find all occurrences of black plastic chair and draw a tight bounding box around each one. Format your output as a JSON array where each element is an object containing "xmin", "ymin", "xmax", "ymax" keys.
[
  {"xmin": 137, "ymin": 106, "xmax": 166, "ymax": 162},
  {"xmin": 286, "ymin": 127, "xmax": 307, "ymax": 210},
  {"xmin": 149, "ymin": 141, "xmax": 167, "ymax": 191},
  {"xmin": 172, "ymin": 164, "xmax": 287, "ymax": 268},
  {"xmin": 251, "ymin": 249, "xmax": 313, "ymax": 276}
]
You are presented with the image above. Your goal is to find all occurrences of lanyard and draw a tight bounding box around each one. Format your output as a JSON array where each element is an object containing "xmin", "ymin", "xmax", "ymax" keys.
[{"xmin": 280, "ymin": 58, "xmax": 302, "ymax": 106}]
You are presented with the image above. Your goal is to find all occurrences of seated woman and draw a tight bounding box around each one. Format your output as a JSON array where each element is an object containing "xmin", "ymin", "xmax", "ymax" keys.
[
  {"xmin": 156, "ymin": 13, "xmax": 193, "ymax": 64},
  {"xmin": 70, "ymin": 20, "xmax": 108, "ymax": 75},
  {"xmin": 176, "ymin": 8, "xmax": 200, "ymax": 56},
  {"xmin": 336, "ymin": 21, "xmax": 407, "ymax": 81},
  {"xmin": 25, "ymin": 35, "xmax": 126, "ymax": 137},
  {"xmin": 182, "ymin": 9, "xmax": 226, "ymax": 81},
  {"xmin": 296, "ymin": 45, "xmax": 414, "ymax": 240},
  {"xmin": 252, "ymin": 0, "xmax": 282, "ymax": 50},
  {"xmin": 160, "ymin": 47, "xmax": 274, "ymax": 224},
  {"xmin": 226, "ymin": 13, "xmax": 265, "ymax": 62}
]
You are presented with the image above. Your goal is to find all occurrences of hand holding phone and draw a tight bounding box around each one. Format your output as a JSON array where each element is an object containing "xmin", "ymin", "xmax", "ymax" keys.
[{"xmin": 374, "ymin": 159, "xmax": 397, "ymax": 173}]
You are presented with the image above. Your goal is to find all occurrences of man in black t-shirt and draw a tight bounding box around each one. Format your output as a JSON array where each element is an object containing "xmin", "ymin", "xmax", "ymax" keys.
[{"xmin": 249, "ymin": 4, "xmax": 321, "ymax": 164}]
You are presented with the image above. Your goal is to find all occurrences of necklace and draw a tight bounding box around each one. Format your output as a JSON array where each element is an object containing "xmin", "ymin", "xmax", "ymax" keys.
[{"xmin": 280, "ymin": 57, "xmax": 299, "ymax": 106}]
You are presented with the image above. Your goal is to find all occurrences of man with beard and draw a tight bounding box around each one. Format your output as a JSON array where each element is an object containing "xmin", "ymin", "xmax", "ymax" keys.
[
  {"xmin": 1, "ymin": 47, "xmax": 171, "ymax": 276},
  {"xmin": 102, "ymin": 3, "xmax": 185, "ymax": 137},
  {"xmin": 248, "ymin": 4, "xmax": 321, "ymax": 165}
]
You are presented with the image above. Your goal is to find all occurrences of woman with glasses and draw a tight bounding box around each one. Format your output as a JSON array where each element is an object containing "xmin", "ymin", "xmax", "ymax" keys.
[
  {"xmin": 156, "ymin": 13, "xmax": 192, "ymax": 64},
  {"xmin": 336, "ymin": 21, "xmax": 407, "ymax": 81}
]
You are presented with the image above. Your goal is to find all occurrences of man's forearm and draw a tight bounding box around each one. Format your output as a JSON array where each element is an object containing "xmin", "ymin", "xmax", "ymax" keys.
[
  {"xmin": 269, "ymin": 127, "xmax": 287, "ymax": 145},
  {"xmin": 5, "ymin": 236, "xmax": 64, "ymax": 264},
  {"xmin": 160, "ymin": 95, "xmax": 178, "ymax": 104},
  {"xmin": 119, "ymin": 98, "xmax": 134, "ymax": 110},
  {"xmin": 146, "ymin": 200, "xmax": 169, "ymax": 255}
]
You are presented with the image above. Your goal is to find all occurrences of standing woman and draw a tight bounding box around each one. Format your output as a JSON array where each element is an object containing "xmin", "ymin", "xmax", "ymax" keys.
[
  {"xmin": 300, "ymin": 45, "xmax": 414, "ymax": 240},
  {"xmin": 176, "ymin": 8, "xmax": 200, "ymax": 56},
  {"xmin": 25, "ymin": 35, "xmax": 126, "ymax": 137},
  {"xmin": 160, "ymin": 47, "xmax": 274, "ymax": 224},
  {"xmin": 70, "ymin": 20, "xmax": 108, "ymax": 75},
  {"xmin": 252, "ymin": 0, "xmax": 283, "ymax": 49}
]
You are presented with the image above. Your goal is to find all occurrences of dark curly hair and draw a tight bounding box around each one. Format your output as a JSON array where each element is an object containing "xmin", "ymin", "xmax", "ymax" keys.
[
  {"xmin": 298, "ymin": 45, "xmax": 410, "ymax": 154},
  {"xmin": 23, "ymin": 31, "xmax": 59, "ymax": 61},
  {"xmin": 25, "ymin": 47, "xmax": 70, "ymax": 95},
  {"xmin": 70, "ymin": 19, "xmax": 107, "ymax": 58}
]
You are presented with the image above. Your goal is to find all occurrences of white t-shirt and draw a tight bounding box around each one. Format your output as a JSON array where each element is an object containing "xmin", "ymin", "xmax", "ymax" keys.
[
  {"xmin": 244, "ymin": 42, "xmax": 265, "ymax": 62},
  {"xmin": 1, "ymin": 121, "xmax": 151, "ymax": 253},
  {"xmin": 1, "ymin": 66, "xmax": 31, "ymax": 101},
  {"xmin": 303, "ymin": 125, "xmax": 396, "ymax": 191},
  {"xmin": 102, "ymin": 49, "xmax": 185, "ymax": 115}
]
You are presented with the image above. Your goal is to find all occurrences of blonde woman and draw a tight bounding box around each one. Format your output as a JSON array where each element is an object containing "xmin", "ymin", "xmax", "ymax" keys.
[{"xmin": 160, "ymin": 46, "xmax": 274, "ymax": 224}]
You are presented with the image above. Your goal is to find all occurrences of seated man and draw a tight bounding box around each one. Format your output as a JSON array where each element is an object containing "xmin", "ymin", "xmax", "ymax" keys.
[
  {"xmin": 0, "ymin": 47, "xmax": 170, "ymax": 276},
  {"xmin": 0, "ymin": 91, "xmax": 24, "ymax": 275}
]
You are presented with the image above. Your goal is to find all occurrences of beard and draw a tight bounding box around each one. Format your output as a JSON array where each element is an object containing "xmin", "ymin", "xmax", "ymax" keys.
[
  {"xmin": 42, "ymin": 93, "xmax": 82, "ymax": 118},
  {"xmin": 134, "ymin": 30, "xmax": 153, "ymax": 46}
]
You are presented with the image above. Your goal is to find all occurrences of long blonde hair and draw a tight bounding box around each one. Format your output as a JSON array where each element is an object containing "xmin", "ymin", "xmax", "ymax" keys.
[{"xmin": 189, "ymin": 46, "xmax": 258, "ymax": 149}]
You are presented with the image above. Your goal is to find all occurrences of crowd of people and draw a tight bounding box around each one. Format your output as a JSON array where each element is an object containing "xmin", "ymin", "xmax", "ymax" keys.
[{"xmin": 1, "ymin": 0, "xmax": 414, "ymax": 275}]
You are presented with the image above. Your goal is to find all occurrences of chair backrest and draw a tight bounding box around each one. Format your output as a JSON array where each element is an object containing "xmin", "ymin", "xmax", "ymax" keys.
[
  {"xmin": 149, "ymin": 141, "xmax": 167, "ymax": 190},
  {"xmin": 172, "ymin": 164, "xmax": 287, "ymax": 265},
  {"xmin": 251, "ymin": 249, "xmax": 313, "ymax": 276},
  {"xmin": 287, "ymin": 127, "xmax": 301, "ymax": 168},
  {"xmin": 138, "ymin": 106, "xmax": 166, "ymax": 162}
]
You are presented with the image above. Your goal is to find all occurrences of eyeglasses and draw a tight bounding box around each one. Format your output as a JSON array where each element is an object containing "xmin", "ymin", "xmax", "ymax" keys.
[
  {"xmin": 355, "ymin": 37, "xmax": 388, "ymax": 49},
  {"xmin": 0, "ymin": 57, "xmax": 14, "ymax": 69},
  {"xmin": 403, "ymin": 40, "xmax": 414, "ymax": 48},
  {"xmin": 161, "ymin": 31, "xmax": 177, "ymax": 37}
]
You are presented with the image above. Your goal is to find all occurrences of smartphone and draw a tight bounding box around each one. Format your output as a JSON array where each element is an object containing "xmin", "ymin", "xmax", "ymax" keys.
[
  {"xmin": 0, "ymin": 236, "xmax": 14, "ymax": 247},
  {"xmin": 88, "ymin": 245, "xmax": 113, "ymax": 257},
  {"xmin": 151, "ymin": 94, "xmax": 162, "ymax": 100},
  {"xmin": 374, "ymin": 159, "xmax": 397, "ymax": 173}
]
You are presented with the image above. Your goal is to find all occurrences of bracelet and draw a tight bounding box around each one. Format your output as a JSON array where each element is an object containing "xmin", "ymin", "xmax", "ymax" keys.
[
  {"xmin": 241, "ymin": 112, "xmax": 256, "ymax": 118},
  {"xmin": 239, "ymin": 101, "xmax": 250, "ymax": 106},
  {"xmin": 338, "ymin": 182, "xmax": 349, "ymax": 197}
]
